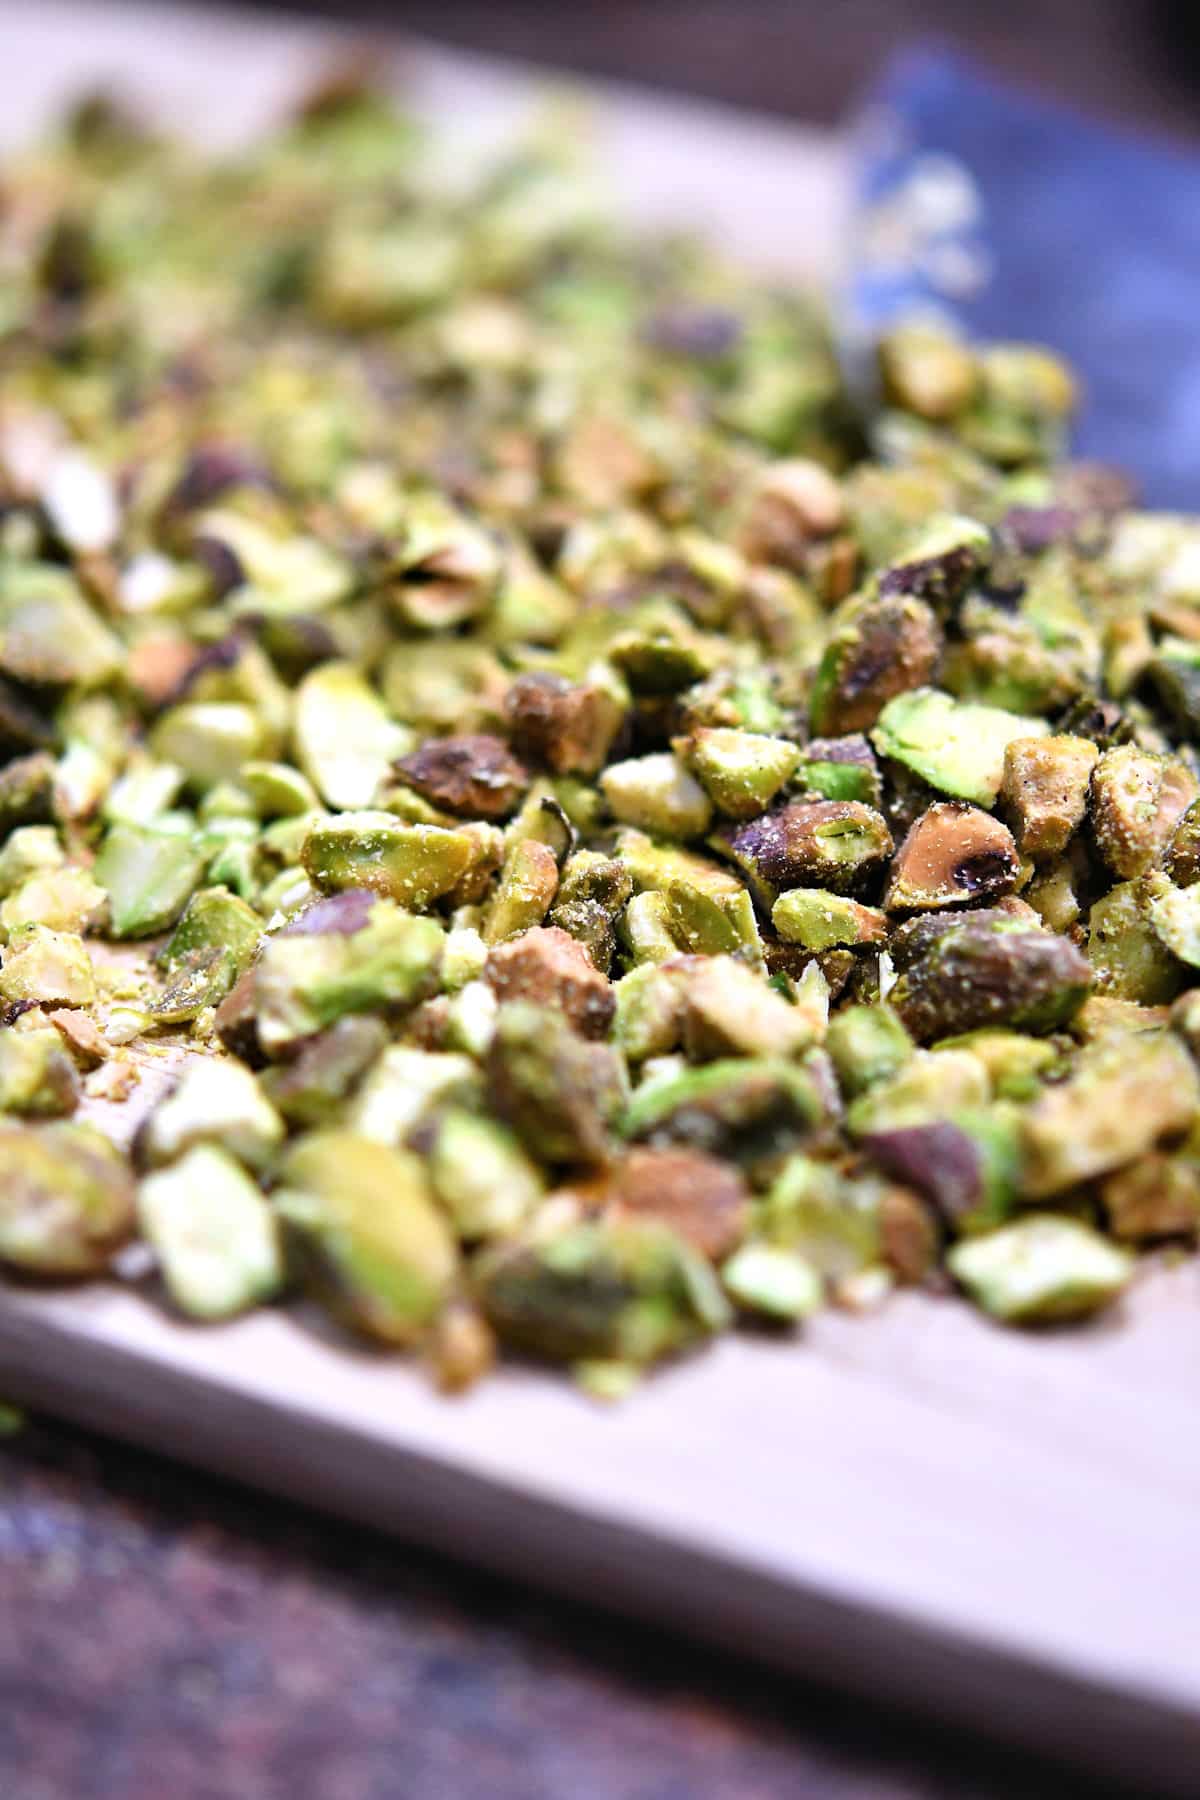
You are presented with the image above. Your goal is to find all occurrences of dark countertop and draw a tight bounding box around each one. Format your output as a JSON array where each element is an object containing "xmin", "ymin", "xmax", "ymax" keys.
[
  {"xmin": 4, "ymin": 5, "xmax": 1193, "ymax": 1795},
  {"xmin": 1, "ymin": 1414, "xmax": 1125, "ymax": 1800}
]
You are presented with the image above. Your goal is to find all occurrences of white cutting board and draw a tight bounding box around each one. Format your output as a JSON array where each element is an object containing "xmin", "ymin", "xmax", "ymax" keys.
[{"xmin": 1, "ymin": 6, "xmax": 1198, "ymax": 1789}]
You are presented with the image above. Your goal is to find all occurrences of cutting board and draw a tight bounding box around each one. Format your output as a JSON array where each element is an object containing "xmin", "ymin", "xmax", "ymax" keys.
[{"xmin": 1, "ymin": 5, "xmax": 1198, "ymax": 1790}]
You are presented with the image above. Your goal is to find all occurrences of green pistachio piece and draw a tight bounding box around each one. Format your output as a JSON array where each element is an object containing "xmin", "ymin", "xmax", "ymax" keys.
[
  {"xmin": 158, "ymin": 886, "xmax": 262, "ymax": 1016},
  {"xmin": 1089, "ymin": 744, "xmax": 1199, "ymax": 879},
  {"xmin": 95, "ymin": 824, "xmax": 205, "ymax": 939},
  {"xmin": 613, "ymin": 962, "xmax": 689, "ymax": 1062},
  {"xmin": 348, "ymin": 1045, "xmax": 480, "ymax": 1145},
  {"xmin": 0, "ymin": 564, "xmax": 122, "ymax": 687},
  {"xmin": 482, "ymin": 837, "xmax": 559, "ymax": 945},
  {"xmin": 759, "ymin": 1155, "xmax": 881, "ymax": 1277},
  {"xmin": 682, "ymin": 955, "xmax": 817, "ymax": 1060},
  {"xmin": 294, "ymin": 661, "xmax": 410, "ymax": 809},
  {"xmin": 872, "ymin": 688, "xmax": 1049, "ymax": 808},
  {"xmin": 0, "ymin": 1025, "xmax": 79, "ymax": 1116},
  {"xmin": 1000, "ymin": 734, "xmax": 1098, "ymax": 860},
  {"xmin": 0, "ymin": 925, "xmax": 95, "ymax": 1008},
  {"xmin": 429, "ymin": 1108, "xmax": 545, "ymax": 1239},
  {"xmin": 824, "ymin": 1004, "xmax": 914, "ymax": 1099},
  {"xmin": 301, "ymin": 812, "xmax": 474, "ymax": 908},
  {"xmin": 846, "ymin": 1048, "xmax": 990, "ymax": 1136},
  {"xmin": 261, "ymin": 1016, "xmax": 389, "ymax": 1128},
  {"xmin": 808, "ymin": 596, "xmax": 942, "ymax": 737},
  {"xmin": 620, "ymin": 890, "xmax": 682, "ymax": 965},
  {"xmin": 1145, "ymin": 870, "xmax": 1200, "ymax": 968},
  {"xmin": 664, "ymin": 878, "xmax": 762, "ymax": 962},
  {"xmin": 721, "ymin": 1241, "xmax": 822, "ymax": 1320},
  {"xmin": 715, "ymin": 800, "xmax": 893, "ymax": 907},
  {"xmin": 276, "ymin": 1132, "xmax": 458, "ymax": 1344},
  {"xmin": 240, "ymin": 761, "xmax": 320, "ymax": 819},
  {"xmin": 254, "ymin": 904, "xmax": 443, "ymax": 1052},
  {"xmin": 772, "ymin": 887, "xmax": 887, "ymax": 950},
  {"xmin": 1088, "ymin": 879, "xmax": 1183, "ymax": 1003},
  {"xmin": 0, "ymin": 866, "xmax": 107, "ymax": 939},
  {"xmin": 486, "ymin": 1002, "xmax": 627, "ymax": 1167},
  {"xmin": 623, "ymin": 1057, "xmax": 824, "ymax": 1167},
  {"xmin": 601, "ymin": 753, "xmax": 713, "ymax": 839},
  {"xmin": 0, "ymin": 826, "xmax": 63, "ymax": 898},
  {"xmin": 139, "ymin": 1057, "xmax": 283, "ymax": 1170},
  {"xmin": 684, "ymin": 728, "xmax": 801, "ymax": 821},
  {"xmin": 0, "ymin": 1121, "xmax": 135, "ymax": 1274},
  {"xmin": 103, "ymin": 761, "xmax": 187, "ymax": 827},
  {"xmin": 891, "ymin": 914, "xmax": 1090, "ymax": 1041},
  {"xmin": 150, "ymin": 702, "xmax": 264, "ymax": 791},
  {"xmin": 475, "ymin": 1220, "xmax": 730, "ymax": 1365},
  {"xmin": 947, "ymin": 1216, "xmax": 1132, "ymax": 1324},
  {"xmin": 138, "ymin": 1145, "xmax": 283, "ymax": 1320},
  {"xmin": 1022, "ymin": 1034, "xmax": 1200, "ymax": 1197}
]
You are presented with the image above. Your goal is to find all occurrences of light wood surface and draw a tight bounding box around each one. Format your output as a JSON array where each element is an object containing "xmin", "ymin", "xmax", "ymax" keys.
[{"xmin": 0, "ymin": 4, "xmax": 1197, "ymax": 1789}]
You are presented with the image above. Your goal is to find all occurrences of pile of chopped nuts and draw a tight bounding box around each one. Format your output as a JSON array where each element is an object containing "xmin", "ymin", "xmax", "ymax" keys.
[{"xmin": 1, "ymin": 82, "xmax": 1199, "ymax": 1393}]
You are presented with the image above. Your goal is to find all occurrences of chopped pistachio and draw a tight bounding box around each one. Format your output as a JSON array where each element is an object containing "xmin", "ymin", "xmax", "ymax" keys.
[
  {"xmin": 601, "ymin": 752, "xmax": 713, "ymax": 839},
  {"xmin": 947, "ymin": 1217, "xmax": 1132, "ymax": 1324},
  {"xmin": 0, "ymin": 866, "xmax": 107, "ymax": 940},
  {"xmin": 884, "ymin": 802, "xmax": 1018, "ymax": 912},
  {"xmin": 139, "ymin": 1057, "xmax": 283, "ymax": 1170},
  {"xmin": 482, "ymin": 837, "xmax": 559, "ymax": 944},
  {"xmin": 302, "ymin": 812, "xmax": 474, "ymax": 908},
  {"xmin": 1088, "ymin": 879, "xmax": 1183, "ymax": 1003},
  {"xmin": 486, "ymin": 1001, "xmax": 626, "ymax": 1166},
  {"xmin": 1089, "ymin": 743, "xmax": 1199, "ymax": 878},
  {"xmin": 721, "ymin": 1242, "xmax": 822, "ymax": 1320},
  {"xmin": 892, "ymin": 914, "xmax": 1090, "ymax": 1042},
  {"xmin": 0, "ymin": 826, "xmax": 63, "ymax": 898},
  {"xmin": 0, "ymin": 1025, "xmax": 79, "ymax": 1116},
  {"xmin": 682, "ymin": 955, "xmax": 818, "ymax": 1060},
  {"xmin": 475, "ymin": 1219, "xmax": 730, "ymax": 1364},
  {"xmin": 825, "ymin": 1004, "xmax": 914, "ymax": 1099},
  {"xmin": 0, "ymin": 87, "xmax": 1193, "ymax": 1382},
  {"xmin": 773, "ymin": 887, "xmax": 887, "ymax": 950},
  {"xmin": 95, "ymin": 824, "xmax": 204, "ymax": 939},
  {"xmin": 683, "ymin": 728, "xmax": 801, "ymax": 821},
  {"xmin": 1001, "ymin": 734, "xmax": 1098, "ymax": 860},
  {"xmin": 277, "ymin": 1132, "xmax": 458, "ymax": 1344},
  {"xmin": 294, "ymin": 661, "xmax": 410, "ymax": 809},
  {"xmin": 1022, "ymin": 1034, "xmax": 1200, "ymax": 1196},
  {"xmin": 0, "ymin": 1121, "xmax": 134, "ymax": 1274},
  {"xmin": 138, "ymin": 1145, "xmax": 283, "ymax": 1320},
  {"xmin": 808, "ymin": 596, "xmax": 942, "ymax": 737},
  {"xmin": 429, "ymin": 1108, "xmax": 545, "ymax": 1239},
  {"xmin": 873, "ymin": 688, "xmax": 1049, "ymax": 808},
  {"xmin": 0, "ymin": 925, "xmax": 96, "ymax": 1008},
  {"xmin": 716, "ymin": 800, "xmax": 893, "ymax": 907}
]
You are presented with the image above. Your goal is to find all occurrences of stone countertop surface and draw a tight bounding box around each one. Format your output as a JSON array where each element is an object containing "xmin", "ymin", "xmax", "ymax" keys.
[{"xmin": 0, "ymin": 1412, "xmax": 1129, "ymax": 1800}]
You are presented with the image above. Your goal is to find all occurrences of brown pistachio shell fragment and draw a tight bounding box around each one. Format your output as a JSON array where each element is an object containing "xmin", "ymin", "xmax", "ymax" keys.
[
  {"xmin": 0, "ymin": 1121, "xmax": 135, "ymax": 1275},
  {"xmin": 884, "ymin": 802, "xmax": 1019, "ymax": 912},
  {"xmin": 1001, "ymin": 734, "xmax": 1098, "ymax": 860},
  {"xmin": 808, "ymin": 596, "xmax": 942, "ymax": 736},
  {"xmin": 891, "ymin": 915, "xmax": 1091, "ymax": 1042},
  {"xmin": 393, "ymin": 733, "xmax": 529, "ymax": 820},
  {"xmin": 484, "ymin": 925, "xmax": 615, "ymax": 1040},
  {"xmin": 1089, "ymin": 744, "xmax": 1199, "ymax": 879},
  {"xmin": 717, "ymin": 800, "xmax": 893, "ymax": 908}
]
